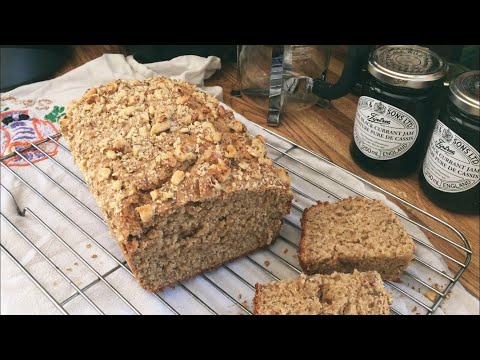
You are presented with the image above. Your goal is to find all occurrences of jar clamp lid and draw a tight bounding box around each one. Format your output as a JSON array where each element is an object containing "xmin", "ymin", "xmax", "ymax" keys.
[
  {"xmin": 368, "ymin": 45, "xmax": 448, "ymax": 89},
  {"xmin": 449, "ymin": 70, "xmax": 480, "ymax": 117}
]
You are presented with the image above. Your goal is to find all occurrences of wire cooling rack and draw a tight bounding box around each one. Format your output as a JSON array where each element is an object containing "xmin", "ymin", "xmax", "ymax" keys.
[{"xmin": 0, "ymin": 124, "xmax": 472, "ymax": 315}]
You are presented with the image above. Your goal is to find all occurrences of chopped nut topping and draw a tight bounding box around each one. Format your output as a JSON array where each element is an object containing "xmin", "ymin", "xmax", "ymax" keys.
[
  {"xmin": 256, "ymin": 134, "xmax": 266, "ymax": 143},
  {"xmin": 86, "ymin": 95, "xmax": 98, "ymax": 104},
  {"xmin": 112, "ymin": 180, "xmax": 123, "ymax": 191},
  {"xmin": 238, "ymin": 162, "xmax": 249, "ymax": 170},
  {"xmin": 112, "ymin": 137, "xmax": 127, "ymax": 152},
  {"xmin": 106, "ymin": 150, "xmax": 117, "ymax": 159},
  {"xmin": 224, "ymin": 144, "xmax": 237, "ymax": 158},
  {"xmin": 251, "ymin": 138, "xmax": 265, "ymax": 151},
  {"xmin": 202, "ymin": 121, "xmax": 215, "ymax": 132},
  {"xmin": 132, "ymin": 145, "xmax": 142, "ymax": 157},
  {"xmin": 139, "ymin": 126, "xmax": 149, "ymax": 137},
  {"xmin": 204, "ymin": 134, "xmax": 213, "ymax": 142},
  {"xmin": 343, "ymin": 204, "xmax": 353, "ymax": 211},
  {"xmin": 114, "ymin": 90, "xmax": 127, "ymax": 102},
  {"xmin": 248, "ymin": 148, "xmax": 261, "ymax": 158},
  {"xmin": 127, "ymin": 96, "xmax": 137, "ymax": 106},
  {"xmin": 228, "ymin": 120, "xmax": 244, "ymax": 133},
  {"xmin": 276, "ymin": 167, "xmax": 290, "ymax": 185},
  {"xmin": 218, "ymin": 106, "xmax": 226, "ymax": 116},
  {"xmin": 106, "ymin": 81, "xmax": 118, "ymax": 94},
  {"xmin": 259, "ymin": 157, "xmax": 273, "ymax": 166},
  {"xmin": 174, "ymin": 144, "xmax": 196, "ymax": 162},
  {"xmin": 136, "ymin": 204, "xmax": 154, "ymax": 223},
  {"xmin": 151, "ymin": 121, "xmax": 171, "ymax": 135},
  {"xmin": 120, "ymin": 106, "xmax": 136, "ymax": 117},
  {"xmin": 84, "ymin": 88, "xmax": 97, "ymax": 99},
  {"xmin": 79, "ymin": 159, "xmax": 88, "ymax": 171},
  {"xmin": 161, "ymin": 191, "xmax": 174, "ymax": 200},
  {"xmin": 251, "ymin": 171, "xmax": 262, "ymax": 179},
  {"xmin": 59, "ymin": 117, "xmax": 69, "ymax": 128},
  {"xmin": 61, "ymin": 76, "xmax": 292, "ymax": 244},
  {"xmin": 150, "ymin": 190, "xmax": 159, "ymax": 201},
  {"xmin": 201, "ymin": 149, "xmax": 213, "ymax": 163},
  {"xmin": 212, "ymin": 132, "xmax": 222, "ymax": 143},
  {"xmin": 171, "ymin": 170, "xmax": 185, "ymax": 185},
  {"xmin": 209, "ymin": 160, "xmax": 231, "ymax": 183},
  {"xmin": 98, "ymin": 167, "xmax": 111, "ymax": 181}
]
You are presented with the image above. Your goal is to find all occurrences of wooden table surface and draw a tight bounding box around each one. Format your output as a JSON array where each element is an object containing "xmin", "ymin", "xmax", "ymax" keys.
[{"xmin": 55, "ymin": 45, "xmax": 479, "ymax": 298}]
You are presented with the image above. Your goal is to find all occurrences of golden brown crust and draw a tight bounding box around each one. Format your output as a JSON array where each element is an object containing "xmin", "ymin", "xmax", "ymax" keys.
[
  {"xmin": 299, "ymin": 199, "xmax": 329, "ymax": 271},
  {"xmin": 61, "ymin": 77, "xmax": 292, "ymax": 249},
  {"xmin": 252, "ymin": 283, "xmax": 263, "ymax": 315}
]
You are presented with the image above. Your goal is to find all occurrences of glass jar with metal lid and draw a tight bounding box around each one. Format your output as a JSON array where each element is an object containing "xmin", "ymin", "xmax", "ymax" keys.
[
  {"xmin": 350, "ymin": 45, "xmax": 448, "ymax": 177},
  {"xmin": 419, "ymin": 71, "xmax": 480, "ymax": 213}
]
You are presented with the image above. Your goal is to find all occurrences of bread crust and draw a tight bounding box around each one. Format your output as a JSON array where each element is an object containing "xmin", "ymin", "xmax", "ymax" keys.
[
  {"xmin": 252, "ymin": 283, "xmax": 264, "ymax": 315},
  {"xmin": 61, "ymin": 77, "xmax": 292, "ymax": 290}
]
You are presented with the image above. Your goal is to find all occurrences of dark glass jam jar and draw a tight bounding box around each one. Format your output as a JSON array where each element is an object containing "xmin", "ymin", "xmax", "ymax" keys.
[
  {"xmin": 419, "ymin": 71, "xmax": 480, "ymax": 214},
  {"xmin": 350, "ymin": 45, "xmax": 448, "ymax": 177}
]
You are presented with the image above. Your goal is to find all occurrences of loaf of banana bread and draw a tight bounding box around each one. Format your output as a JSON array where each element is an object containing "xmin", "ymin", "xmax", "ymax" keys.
[
  {"xmin": 253, "ymin": 270, "xmax": 392, "ymax": 315},
  {"xmin": 299, "ymin": 197, "xmax": 415, "ymax": 280},
  {"xmin": 61, "ymin": 77, "xmax": 292, "ymax": 291}
]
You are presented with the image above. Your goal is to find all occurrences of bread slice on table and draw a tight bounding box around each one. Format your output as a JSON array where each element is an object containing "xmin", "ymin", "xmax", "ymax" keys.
[
  {"xmin": 253, "ymin": 270, "xmax": 392, "ymax": 315},
  {"xmin": 61, "ymin": 77, "xmax": 292, "ymax": 292},
  {"xmin": 299, "ymin": 197, "xmax": 414, "ymax": 280}
]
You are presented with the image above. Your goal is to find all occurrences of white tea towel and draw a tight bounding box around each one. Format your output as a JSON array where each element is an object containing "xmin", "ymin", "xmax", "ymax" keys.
[{"xmin": 1, "ymin": 54, "xmax": 478, "ymax": 315}]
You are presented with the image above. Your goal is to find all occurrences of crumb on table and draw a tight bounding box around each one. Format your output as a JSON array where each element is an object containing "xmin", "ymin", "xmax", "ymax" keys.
[
  {"xmin": 86, "ymin": 244, "xmax": 92, "ymax": 249},
  {"xmin": 264, "ymin": 260, "xmax": 270, "ymax": 267},
  {"xmin": 91, "ymin": 254, "xmax": 98, "ymax": 259},
  {"xmin": 424, "ymin": 290, "xmax": 437, "ymax": 302}
]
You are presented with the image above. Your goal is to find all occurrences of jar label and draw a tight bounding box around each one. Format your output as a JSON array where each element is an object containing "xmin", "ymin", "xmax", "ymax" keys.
[
  {"xmin": 423, "ymin": 120, "xmax": 480, "ymax": 193},
  {"xmin": 353, "ymin": 96, "xmax": 419, "ymax": 160}
]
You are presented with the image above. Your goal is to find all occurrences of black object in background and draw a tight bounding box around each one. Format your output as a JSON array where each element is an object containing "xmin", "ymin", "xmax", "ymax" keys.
[
  {"xmin": 349, "ymin": 46, "xmax": 448, "ymax": 178},
  {"xmin": 125, "ymin": 45, "xmax": 237, "ymax": 63},
  {"xmin": 0, "ymin": 46, "xmax": 70, "ymax": 92},
  {"xmin": 419, "ymin": 71, "xmax": 480, "ymax": 214}
]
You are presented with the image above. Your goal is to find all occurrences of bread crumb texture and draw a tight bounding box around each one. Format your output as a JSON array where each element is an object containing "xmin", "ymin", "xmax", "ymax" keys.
[
  {"xmin": 299, "ymin": 197, "xmax": 414, "ymax": 280},
  {"xmin": 253, "ymin": 270, "xmax": 392, "ymax": 315}
]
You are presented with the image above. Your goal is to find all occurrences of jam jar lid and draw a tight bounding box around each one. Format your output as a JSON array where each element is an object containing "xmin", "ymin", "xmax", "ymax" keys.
[
  {"xmin": 449, "ymin": 70, "xmax": 480, "ymax": 117},
  {"xmin": 368, "ymin": 45, "xmax": 448, "ymax": 89}
]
